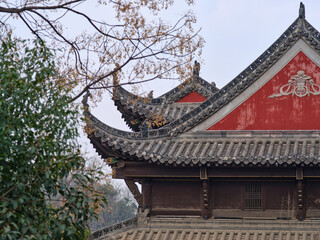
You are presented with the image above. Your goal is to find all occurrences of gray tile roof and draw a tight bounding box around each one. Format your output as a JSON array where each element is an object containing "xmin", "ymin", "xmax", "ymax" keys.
[
  {"xmin": 86, "ymin": 110, "xmax": 320, "ymax": 167},
  {"xmin": 102, "ymin": 229, "xmax": 320, "ymax": 240},
  {"xmin": 91, "ymin": 216, "xmax": 320, "ymax": 240}
]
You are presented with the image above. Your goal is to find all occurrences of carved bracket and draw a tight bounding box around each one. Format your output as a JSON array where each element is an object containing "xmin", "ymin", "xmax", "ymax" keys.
[
  {"xmin": 125, "ymin": 179, "xmax": 143, "ymax": 207},
  {"xmin": 203, "ymin": 181, "xmax": 209, "ymax": 209}
]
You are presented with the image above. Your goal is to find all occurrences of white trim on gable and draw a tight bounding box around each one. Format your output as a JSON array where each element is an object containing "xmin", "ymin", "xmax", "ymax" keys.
[{"xmin": 189, "ymin": 39, "xmax": 320, "ymax": 132}]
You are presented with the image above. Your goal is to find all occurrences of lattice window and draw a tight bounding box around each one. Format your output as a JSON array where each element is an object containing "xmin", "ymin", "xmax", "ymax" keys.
[{"xmin": 245, "ymin": 183, "xmax": 262, "ymax": 210}]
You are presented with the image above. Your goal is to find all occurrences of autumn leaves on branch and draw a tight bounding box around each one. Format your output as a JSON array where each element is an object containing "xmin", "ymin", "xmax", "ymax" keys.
[{"xmin": 0, "ymin": 0, "xmax": 204, "ymax": 102}]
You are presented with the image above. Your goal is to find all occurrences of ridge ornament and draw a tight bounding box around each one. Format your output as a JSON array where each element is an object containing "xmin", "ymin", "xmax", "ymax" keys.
[{"xmin": 269, "ymin": 70, "xmax": 320, "ymax": 98}]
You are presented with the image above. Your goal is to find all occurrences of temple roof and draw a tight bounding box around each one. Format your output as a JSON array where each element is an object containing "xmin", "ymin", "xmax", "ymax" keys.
[
  {"xmin": 113, "ymin": 62, "xmax": 218, "ymax": 131},
  {"xmin": 90, "ymin": 216, "xmax": 320, "ymax": 240},
  {"xmin": 86, "ymin": 109, "xmax": 320, "ymax": 167},
  {"xmin": 86, "ymin": 3, "xmax": 320, "ymax": 167}
]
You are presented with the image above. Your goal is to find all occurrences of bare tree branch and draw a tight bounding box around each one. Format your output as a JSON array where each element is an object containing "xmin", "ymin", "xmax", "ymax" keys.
[{"xmin": 0, "ymin": 0, "xmax": 204, "ymax": 103}]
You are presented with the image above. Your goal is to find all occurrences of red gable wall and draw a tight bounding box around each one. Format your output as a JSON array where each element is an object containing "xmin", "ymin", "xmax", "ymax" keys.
[
  {"xmin": 176, "ymin": 91, "xmax": 207, "ymax": 103},
  {"xmin": 208, "ymin": 51, "xmax": 320, "ymax": 130}
]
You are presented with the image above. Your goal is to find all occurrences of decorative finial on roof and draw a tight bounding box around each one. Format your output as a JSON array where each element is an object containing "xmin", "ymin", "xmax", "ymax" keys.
[
  {"xmin": 147, "ymin": 90, "xmax": 153, "ymax": 98},
  {"xmin": 299, "ymin": 2, "xmax": 305, "ymax": 19},
  {"xmin": 193, "ymin": 61, "xmax": 200, "ymax": 76}
]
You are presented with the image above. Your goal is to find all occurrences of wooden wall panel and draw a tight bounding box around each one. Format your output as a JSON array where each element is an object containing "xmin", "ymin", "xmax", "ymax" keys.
[
  {"xmin": 212, "ymin": 181, "xmax": 296, "ymax": 216},
  {"xmin": 264, "ymin": 181, "xmax": 296, "ymax": 211},
  {"xmin": 152, "ymin": 180, "xmax": 201, "ymax": 210},
  {"xmin": 212, "ymin": 181, "xmax": 244, "ymax": 209},
  {"xmin": 305, "ymin": 180, "xmax": 320, "ymax": 218}
]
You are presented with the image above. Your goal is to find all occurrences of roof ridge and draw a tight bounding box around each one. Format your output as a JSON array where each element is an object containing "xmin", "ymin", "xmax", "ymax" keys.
[
  {"xmin": 90, "ymin": 217, "xmax": 137, "ymax": 240},
  {"xmin": 113, "ymin": 61, "xmax": 218, "ymax": 105}
]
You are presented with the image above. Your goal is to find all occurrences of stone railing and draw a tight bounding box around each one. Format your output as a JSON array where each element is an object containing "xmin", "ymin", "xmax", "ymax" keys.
[{"xmin": 90, "ymin": 217, "xmax": 138, "ymax": 240}]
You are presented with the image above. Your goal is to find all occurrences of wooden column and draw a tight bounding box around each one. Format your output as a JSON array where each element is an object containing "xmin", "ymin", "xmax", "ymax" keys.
[
  {"xmin": 200, "ymin": 167, "xmax": 211, "ymax": 219},
  {"xmin": 296, "ymin": 167, "xmax": 305, "ymax": 220},
  {"xmin": 201, "ymin": 180, "xmax": 211, "ymax": 219},
  {"xmin": 142, "ymin": 178, "xmax": 152, "ymax": 213}
]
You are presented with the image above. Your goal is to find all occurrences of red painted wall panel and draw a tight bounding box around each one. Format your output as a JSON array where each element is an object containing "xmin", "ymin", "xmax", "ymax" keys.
[
  {"xmin": 208, "ymin": 51, "xmax": 320, "ymax": 130},
  {"xmin": 176, "ymin": 91, "xmax": 207, "ymax": 103}
]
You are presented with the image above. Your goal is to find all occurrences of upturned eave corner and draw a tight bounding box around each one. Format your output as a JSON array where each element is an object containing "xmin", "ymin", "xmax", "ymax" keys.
[{"xmin": 111, "ymin": 61, "xmax": 219, "ymax": 131}]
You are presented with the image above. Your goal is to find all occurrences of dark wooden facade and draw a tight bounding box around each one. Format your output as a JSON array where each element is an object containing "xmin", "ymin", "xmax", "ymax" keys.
[
  {"xmin": 86, "ymin": 3, "xmax": 320, "ymax": 221},
  {"xmin": 112, "ymin": 161, "xmax": 320, "ymax": 220}
]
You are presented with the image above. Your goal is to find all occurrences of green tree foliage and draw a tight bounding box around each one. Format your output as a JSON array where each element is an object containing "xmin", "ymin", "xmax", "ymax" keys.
[{"xmin": 0, "ymin": 36, "xmax": 103, "ymax": 239}]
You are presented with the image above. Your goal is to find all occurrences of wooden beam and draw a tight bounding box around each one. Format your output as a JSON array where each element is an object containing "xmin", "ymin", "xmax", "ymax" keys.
[
  {"xmin": 151, "ymin": 208, "xmax": 201, "ymax": 216},
  {"xmin": 115, "ymin": 162, "xmax": 300, "ymax": 179}
]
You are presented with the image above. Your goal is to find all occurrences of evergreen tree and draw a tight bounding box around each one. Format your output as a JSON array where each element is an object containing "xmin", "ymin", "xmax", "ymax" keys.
[{"xmin": 0, "ymin": 36, "xmax": 103, "ymax": 239}]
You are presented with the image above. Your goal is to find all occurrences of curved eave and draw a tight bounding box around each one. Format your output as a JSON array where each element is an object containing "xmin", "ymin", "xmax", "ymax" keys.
[
  {"xmin": 113, "ymin": 76, "xmax": 218, "ymax": 131},
  {"xmin": 85, "ymin": 107, "xmax": 320, "ymax": 167},
  {"xmin": 113, "ymin": 85, "xmax": 160, "ymax": 131},
  {"xmin": 113, "ymin": 99, "xmax": 144, "ymax": 132}
]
